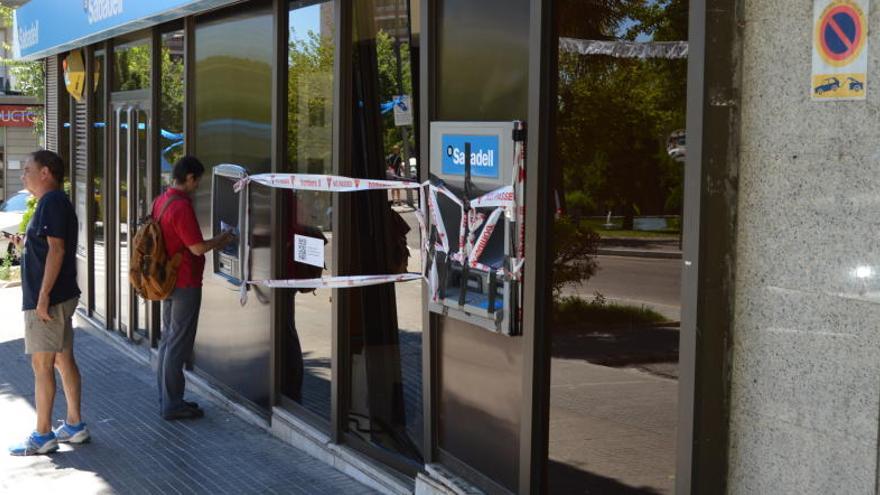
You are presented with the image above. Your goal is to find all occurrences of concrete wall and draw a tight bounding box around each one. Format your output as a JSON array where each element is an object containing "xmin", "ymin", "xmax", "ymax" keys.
[{"xmin": 729, "ymin": 1, "xmax": 880, "ymax": 493}]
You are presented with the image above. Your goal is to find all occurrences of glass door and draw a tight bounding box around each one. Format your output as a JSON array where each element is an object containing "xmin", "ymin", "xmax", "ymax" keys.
[{"xmin": 112, "ymin": 97, "xmax": 151, "ymax": 342}]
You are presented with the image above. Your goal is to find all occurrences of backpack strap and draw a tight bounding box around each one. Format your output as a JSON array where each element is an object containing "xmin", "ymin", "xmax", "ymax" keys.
[{"xmin": 155, "ymin": 195, "xmax": 182, "ymax": 222}]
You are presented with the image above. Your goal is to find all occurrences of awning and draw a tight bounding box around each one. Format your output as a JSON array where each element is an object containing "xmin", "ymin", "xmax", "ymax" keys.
[{"xmin": 13, "ymin": 0, "xmax": 241, "ymax": 61}]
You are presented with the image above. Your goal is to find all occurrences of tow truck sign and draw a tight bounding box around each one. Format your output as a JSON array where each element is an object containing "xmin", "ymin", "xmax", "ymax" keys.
[{"xmin": 812, "ymin": 0, "xmax": 869, "ymax": 100}]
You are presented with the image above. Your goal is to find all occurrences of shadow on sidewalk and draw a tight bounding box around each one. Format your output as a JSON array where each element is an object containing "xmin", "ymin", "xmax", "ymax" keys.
[
  {"xmin": 552, "ymin": 325, "xmax": 679, "ymax": 370},
  {"xmin": 0, "ymin": 331, "xmax": 376, "ymax": 494},
  {"xmin": 548, "ymin": 459, "xmax": 665, "ymax": 494}
]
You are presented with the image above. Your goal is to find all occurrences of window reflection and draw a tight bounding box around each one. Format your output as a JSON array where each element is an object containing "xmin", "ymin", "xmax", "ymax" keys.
[
  {"xmin": 282, "ymin": 0, "xmax": 336, "ymax": 421},
  {"xmin": 549, "ymin": 1, "xmax": 688, "ymax": 493},
  {"xmin": 113, "ymin": 38, "xmax": 150, "ymax": 92},
  {"xmin": 160, "ymin": 30, "xmax": 185, "ymax": 188},
  {"xmin": 192, "ymin": 6, "xmax": 274, "ymax": 408},
  {"xmin": 94, "ymin": 50, "xmax": 106, "ymax": 321},
  {"xmin": 345, "ymin": 0, "xmax": 423, "ymax": 465}
]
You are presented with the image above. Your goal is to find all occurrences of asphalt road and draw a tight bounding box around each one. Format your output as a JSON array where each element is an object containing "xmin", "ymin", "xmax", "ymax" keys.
[{"xmin": 563, "ymin": 254, "xmax": 683, "ymax": 321}]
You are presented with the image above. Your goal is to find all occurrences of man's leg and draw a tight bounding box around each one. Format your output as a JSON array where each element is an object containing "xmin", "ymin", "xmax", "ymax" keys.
[
  {"xmin": 54, "ymin": 346, "xmax": 81, "ymax": 426},
  {"xmin": 54, "ymin": 298, "xmax": 82, "ymax": 426},
  {"xmin": 157, "ymin": 297, "xmax": 173, "ymax": 413},
  {"xmin": 31, "ymin": 352, "xmax": 56, "ymax": 435},
  {"xmin": 160, "ymin": 288, "xmax": 201, "ymax": 417}
]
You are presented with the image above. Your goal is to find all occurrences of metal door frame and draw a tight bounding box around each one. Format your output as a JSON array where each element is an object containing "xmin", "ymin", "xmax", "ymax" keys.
[{"xmin": 110, "ymin": 90, "xmax": 151, "ymax": 343}]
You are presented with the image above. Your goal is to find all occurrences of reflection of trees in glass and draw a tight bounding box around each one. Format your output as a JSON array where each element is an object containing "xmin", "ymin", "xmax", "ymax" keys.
[
  {"xmin": 556, "ymin": 0, "xmax": 687, "ymax": 229},
  {"xmin": 289, "ymin": 22, "xmax": 335, "ymax": 231},
  {"xmin": 114, "ymin": 44, "xmax": 150, "ymax": 91},
  {"xmin": 288, "ymin": 30, "xmax": 334, "ymax": 172},
  {"xmin": 160, "ymin": 45, "xmax": 185, "ymax": 172}
]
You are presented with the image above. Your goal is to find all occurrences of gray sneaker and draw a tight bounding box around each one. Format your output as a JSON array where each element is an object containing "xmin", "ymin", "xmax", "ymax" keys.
[{"xmin": 53, "ymin": 421, "xmax": 91, "ymax": 444}]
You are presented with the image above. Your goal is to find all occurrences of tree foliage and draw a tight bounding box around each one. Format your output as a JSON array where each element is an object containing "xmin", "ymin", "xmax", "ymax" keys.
[{"xmin": 556, "ymin": 0, "xmax": 687, "ymax": 228}]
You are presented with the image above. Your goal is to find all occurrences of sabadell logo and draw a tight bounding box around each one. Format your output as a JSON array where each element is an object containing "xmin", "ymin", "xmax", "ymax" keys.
[
  {"xmin": 17, "ymin": 21, "xmax": 38, "ymax": 50},
  {"xmin": 83, "ymin": 0, "xmax": 124, "ymax": 25},
  {"xmin": 446, "ymin": 144, "xmax": 495, "ymax": 168}
]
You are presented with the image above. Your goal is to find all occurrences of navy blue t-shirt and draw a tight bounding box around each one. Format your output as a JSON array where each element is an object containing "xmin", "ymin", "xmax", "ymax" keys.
[{"xmin": 21, "ymin": 189, "xmax": 81, "ymax": 310}]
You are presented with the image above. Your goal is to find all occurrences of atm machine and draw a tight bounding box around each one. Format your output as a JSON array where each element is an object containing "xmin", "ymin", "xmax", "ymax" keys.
[
  {"xmin": 427, "ymin": 121, "xmax": 523, "ymax": 336},
  {"xmin": 211, "ymin": 164, "xmax": 247, "ymax": 286}
]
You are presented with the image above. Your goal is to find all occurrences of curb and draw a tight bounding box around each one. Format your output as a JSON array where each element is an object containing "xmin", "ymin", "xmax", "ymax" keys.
[{"xmin": 597, "ymin": 248, "xmax": 682, "ymax": 260}]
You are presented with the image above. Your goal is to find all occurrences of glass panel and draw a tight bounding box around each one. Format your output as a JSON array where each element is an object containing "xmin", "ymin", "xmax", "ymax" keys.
[
  {"xmin": 75, "ymin": 139, "xmax": 88, "ymax": 307},
  {"xmin": 282, "ymin": 0, "xmax": 336, "ymax": 421},
  {"xmin": 94, "ymin": 50, "xmax": 106, "ymax": 321},
  {"xmin": 548, "ymin": 1, "xmax": 687, "ymax": 492},
  {"xmin": 193, "ymin": 6, "xmax": 274, "ymax": 408},
  {"xmin": 436, "ymin": 0, "xmax": 529, "ymax": 121},
  {"xmin": 117, "ymin": 108, "xmax": 129, "ymax": 332},
  {"xmin": 345, "ymin": 0, "xmax": 422, "ymax": 465},
  {"xmin": 135, "ymin": 108, "xmax": 149, "ymax": 338},
  {"xmin": 113, "ymin": 37, "xmax": 151, "ymax": 92},
  {"xmin": 160, "ymin": 30, "xmax": 185, "ymax": 188},
  {"xmin": 432, "ymin": 0, "xmax": 529, "ymax": 490}
]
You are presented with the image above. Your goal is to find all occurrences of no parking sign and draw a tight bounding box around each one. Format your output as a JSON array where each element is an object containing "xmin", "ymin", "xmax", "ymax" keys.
[{"xmin": 812, "ymin": 0, "xmax": 869, "ymax": 100}]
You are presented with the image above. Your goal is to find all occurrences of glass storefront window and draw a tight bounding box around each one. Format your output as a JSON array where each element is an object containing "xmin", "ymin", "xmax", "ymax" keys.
[
  {"xmin": 94, "ymin": 49, "xmax": 107, "ymax": 321},
  {"xmin": 160, "ymin": 29, "xmax": 185, "ymax": 187},
  {"xmin": 193, "ymin": 6, "xmax": 274, "ymax": 408},
  {"xmin": 548, "ymin": 1, "xmax": 688, "ymax": 492},
  {"xmin": 345, "ymin": 0, "xmax": 423, "ymax": 466},
  {"xmin": 113, "ymin": 37, "xmax": 150, "ymax": 92},
  {"xmin": 282, "ymin": 0, "xmax": 336, "ymax": 421}
]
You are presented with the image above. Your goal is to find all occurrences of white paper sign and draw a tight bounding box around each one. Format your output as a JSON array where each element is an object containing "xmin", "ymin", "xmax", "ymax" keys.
[
  {"xmin": 393, "ymin": 95, "xmax": 412, "ymax": 127},
  {"xmin": 294, "ymin": 234, "xmax": 325, "ymax": 268}
]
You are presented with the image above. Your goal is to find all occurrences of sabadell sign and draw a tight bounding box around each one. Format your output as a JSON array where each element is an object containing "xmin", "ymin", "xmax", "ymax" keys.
[{"xmin": 14, "ymin": 0, "xmax": 241, "ymax": 60}]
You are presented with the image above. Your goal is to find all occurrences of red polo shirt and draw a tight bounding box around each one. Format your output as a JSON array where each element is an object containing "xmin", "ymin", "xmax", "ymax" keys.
[{"xmin": 152, "ymin": 188, "xmax": 205, "ymax": 288}]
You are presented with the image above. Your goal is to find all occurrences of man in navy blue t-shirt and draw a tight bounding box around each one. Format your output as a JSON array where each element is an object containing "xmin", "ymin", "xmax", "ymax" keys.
[{"xmin": 8, "ymin": 150, "xmax": 90, "ymax": 456}]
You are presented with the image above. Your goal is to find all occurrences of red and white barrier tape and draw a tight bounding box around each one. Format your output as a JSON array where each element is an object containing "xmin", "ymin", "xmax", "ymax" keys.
[
  {"xmin": 233, "ymin": 172, "xmax": 421, "ymax": 193},
  {"xmin": 221, "ymin": 147, "xmax": 525, "ymax": 306},
  {"xmin": 248, "ymin": 272, "xmax": 422, "ymax": 290}
]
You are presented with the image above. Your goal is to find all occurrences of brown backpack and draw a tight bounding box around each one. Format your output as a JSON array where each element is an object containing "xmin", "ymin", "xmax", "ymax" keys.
[{"xmin": 130, "ymin": 196, "xmax": 183, "ymax": 301}]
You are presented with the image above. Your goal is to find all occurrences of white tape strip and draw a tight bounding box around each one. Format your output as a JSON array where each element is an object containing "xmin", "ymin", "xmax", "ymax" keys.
[
  {"xmin": 470, "ymin": 185, "xmax": 516, "ymax": 210},
  {"xmin": 234, "ymin": 172, "xmax": 421, "ymax": 193},
  {"xmin": 248, "ymin": 272, "xmax": 422, "ymax": 289}
]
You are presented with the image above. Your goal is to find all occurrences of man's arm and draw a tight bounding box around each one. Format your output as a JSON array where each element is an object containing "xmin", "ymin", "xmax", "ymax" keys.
[
  {"xmin": 36, "ymin": 236, "xmax": 65, "ymax": 321},
  {"xmin": 187, "ymin": 232, "xmax": 233, "ymax": 256}
]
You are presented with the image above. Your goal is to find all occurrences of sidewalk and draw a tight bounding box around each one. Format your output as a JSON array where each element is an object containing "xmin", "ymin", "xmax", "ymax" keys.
[{"xmin": 0, "ymin": 288, "xmax": 376, "ymax": 494}]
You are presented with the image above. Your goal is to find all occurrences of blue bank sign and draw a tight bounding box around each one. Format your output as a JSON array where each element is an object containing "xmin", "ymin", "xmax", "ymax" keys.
[
  {"xmin": 14, "ymin": 0, "xmax": 235, "ymax": 59},
  {"xmin": 441, "ymin": 134, "xmax": 500, "ymax": 179}
]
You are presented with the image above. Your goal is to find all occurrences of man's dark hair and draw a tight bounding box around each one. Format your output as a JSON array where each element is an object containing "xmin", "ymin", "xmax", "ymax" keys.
[
  {"xmin": 172, "ymin": 155, "xmax": 205, "ymax": 184},
  {"xmin": 29, "ymin": 149, "xmax": 65, "ymax": 184}
]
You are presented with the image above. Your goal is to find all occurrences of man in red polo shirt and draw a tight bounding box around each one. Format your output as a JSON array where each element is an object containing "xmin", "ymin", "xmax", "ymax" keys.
[{"xmin": 154, "ymin": 156, "xmax": 233, "ymax": 420}]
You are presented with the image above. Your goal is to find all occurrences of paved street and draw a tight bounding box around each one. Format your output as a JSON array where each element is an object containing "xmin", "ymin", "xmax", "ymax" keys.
[
  {"xmin": 564, "ymin": 254, "xmax": 682, "ymax": 321},
  {"xmin": 0, "ymin": 288, "xmax": 376, "ymax": 495}
]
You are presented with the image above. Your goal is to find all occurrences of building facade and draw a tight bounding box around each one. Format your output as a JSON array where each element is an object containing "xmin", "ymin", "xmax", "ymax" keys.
[{"xmin": 13, "ymin": 0, "xmax": 864, "ymax": 494}]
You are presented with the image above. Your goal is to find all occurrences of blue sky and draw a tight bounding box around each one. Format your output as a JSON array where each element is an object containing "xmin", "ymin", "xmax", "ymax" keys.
[{"xmin": 290, "ymin": 4, "xmax": 322, "ymax": 44}]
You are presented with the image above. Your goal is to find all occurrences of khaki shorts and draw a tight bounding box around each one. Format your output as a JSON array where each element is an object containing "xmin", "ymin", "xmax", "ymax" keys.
[{"xmin": 24, "ymin": 297, "xmax": 78, "ymax": 354}]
